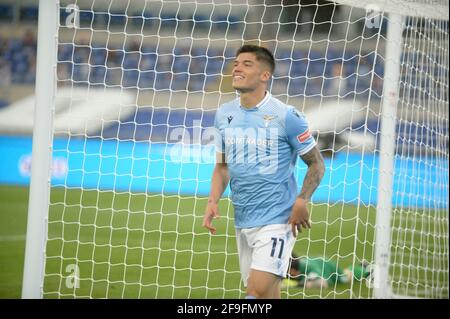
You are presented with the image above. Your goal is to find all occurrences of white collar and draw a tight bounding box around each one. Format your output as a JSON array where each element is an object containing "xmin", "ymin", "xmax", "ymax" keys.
[{"xmin": 254, "ymin": 91, "xmax": 271, "ymax": 109}]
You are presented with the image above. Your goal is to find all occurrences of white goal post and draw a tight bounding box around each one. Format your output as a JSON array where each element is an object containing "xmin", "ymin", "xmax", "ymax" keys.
[{"xmin": 22, "ymin": 0, "xmax": 448, "ymax": 299}]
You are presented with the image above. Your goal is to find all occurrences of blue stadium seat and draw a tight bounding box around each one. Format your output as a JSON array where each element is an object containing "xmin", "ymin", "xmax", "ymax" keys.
[
  {"xmin": 188, "ymin": 74, "xmax": 205, "ymax": 91},
  {"xmin": 271, "ymin": 77, "xmax": 289, "ymax": 93},
  {"xmin": 0, "ymin": 4, "xmax": 13, "ymax": 21},
  {"xmin": 123, "ymin": 52, "xmax": 139, "ymax": 70},
  {"xmin": 123, "ymin": 69, "xmax": 139, "ymax": 88},
  {"xmin": 58, "ymin": 61, "xmax": 72, "ymax": 81},
  {"xmin": 109, "ymin": 11, "xmax": 126, "ymax": 25},
  {"xmin": 11, "ymin": 49, "xmax": 29, "ymax": 81},
  {"xmin": 89, "ymin": 66, "xmax": 106, "ymax": 84},
  {"xmin": 326, "ymin": 48, "xmax": 344, "ymax": 62},
  {"xmin": 374, "ymin": 62, "xmax": 384, "ymax": 77},
  {"xmin": 0, "ymin": 99, "xmax": 9, "ymax": 109},
  {"xmin": 160, "ymin": 12, "xmax": 178, "ymax": 30},
  {"xmin": 100, "ymin": 107, "xmax": 217, "ymax": 141},
  {"xmin": 342, "ymin": 56, "xmax": 358, "ymax": 77},
  {"xmin": 140, "ymin": 53, "xmax": 157, "ymax": 71},
  {"xmin": 274, "ymin": 48, "xmax": 290, "ymax": 60},
  {"xmin": 211, "ymin": 14, "xmax": 229, "ymax": 31},
  {"xmin": 72, "ymin": 64, "xmax": 89, "ymax": 83},
  {"xmin": 7, "ymin": 38, "xmax": 23, "ymax": 54},
  {"xmin": 141, "ymin": 45, "xmax": 157, "ymax": 54},
  {"xmin": 58, "ymin": 43, "xmax": 73, "ymax": 61},
  {"xmin": 93, "ymin": 12, "xmax": 108, "ymax": 26},
  {"xmin": 154, "ymin": 73, "xmax": 171, "ymax": 90},
  {"xmin": 288, "ymin": 78, "xmax": 307, "ymax": 96},
  {"xmin": 155, "ymin": 56, "xmax": 173, "ymax": 73},
  {"xmin": 290, "ymin": 63, "xmax": 307, "ymax": 78},
  {"xmin": 193, "ymin": 13, "xmax": 210, "ymax": 31},
  {"xmin": 307, "ymin": 59, "xmax": 326, "ymax": 77},
  {"xmin": 205, "ymin": 57, "xmax": 223, "ymax": 75},
  {"xmin": 291, "ymin": 50, "xmax": 306, "ymax": 61},
  {"xmin": 138, "ymin": 71, "xmax": 155, "ymax": 89},
  {"xmin": 91, "ymin": 48, "xmax": 107, "ymax": 65},
  {"xmin": 273, "ymin": 60, "xmax": 289, "ymax": 78},
  {"xmin": 305, "ymin": 78, "xmax": 323, "ymax": 96},
  {"xmin": 104, "ymin": 68, "xmax": 118, "ymax": 86},
  {"xmin": 345, "ymin": 74, "xmax": 357, "ymax": 95},
  {"xmin": 173, "ymin": 56, "xmax": 190, "ymax": 73},
  {"xmin": 140, "ymin": 11, "xmax": 155, "ymax": 29},
  {"xmin": 205, "ymin": 74, "xmax": 220, "ymax": 89},
  {"xmin": 4, "ymin": 29, "xmax": 387, "ymax": 95},
  {"xmin": 72, "ymin": 47, "xmax": 89, "ymax": 64},
  {"xmin": 171, "ymin": 74, "xmax": 189, "ymax": 91},
  {"xmin": 79, "ymin": 10, "xmax": 94, "ymax": 27},
  {"xmin": 189, "ymin": 56, "xmax": 206, "ymax": 74},
  {"xmin": 173, "ymin": 44, "xmax": 188, "ymax": 56},
  {"xmin": 324, "ymin": 60, "xmax": 339, "ymax": 77},
  {"xmin": 20, "ymin": 5, "xmax": 38, "ymax": 22},
  {"xmin": 224, "ymin": 47, "xmax": 235, "ymax": 58},
  {"xmin": 59, "ymin": 7, "xmax": 71, "ymax": 25},
  {"xmin": 191, "ymin": 46, "xmax": 208, "ymax": 57},
  {"xmin": 355, "ymin": 78, "xmax": 370, "ymax": 95},
  {"xmin": 128, "ymin": 11, "xmax": 143, "ymax": 29},
  {"xmin": 206, "ymin": 47, "xmax": 221, "ymax": 58},
  {"xmin": 308, "ymin": 50, "xmax": 324, "ymax": 60}
]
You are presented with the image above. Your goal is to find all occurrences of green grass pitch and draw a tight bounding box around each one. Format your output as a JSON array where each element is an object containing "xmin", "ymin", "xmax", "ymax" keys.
[{"xmin": 5, "ymin": 183, "xmax": 437, "ymax": 299}]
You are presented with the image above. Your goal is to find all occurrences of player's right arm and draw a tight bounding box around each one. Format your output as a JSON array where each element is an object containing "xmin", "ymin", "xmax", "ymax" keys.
[{"xmin": 202, "ymin": 152, "xmax": 229, "ymax": 235}]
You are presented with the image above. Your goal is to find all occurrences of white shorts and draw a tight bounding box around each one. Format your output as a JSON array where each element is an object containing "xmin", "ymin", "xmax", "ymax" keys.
[{"xmin": 236, "ymin": 224, "xmax": 296, "ymax": 287}]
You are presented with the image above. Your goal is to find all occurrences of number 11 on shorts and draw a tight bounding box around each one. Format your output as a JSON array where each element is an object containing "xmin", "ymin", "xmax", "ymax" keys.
[{"xmin": 270, "ymin": 237, "xmax": 284, "ymax": 258}]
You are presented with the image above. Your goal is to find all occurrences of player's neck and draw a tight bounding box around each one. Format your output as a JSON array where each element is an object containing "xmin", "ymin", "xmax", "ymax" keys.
[{"xmin": 239, "ymin": 88, "xmax": 267, "ymax": 109}]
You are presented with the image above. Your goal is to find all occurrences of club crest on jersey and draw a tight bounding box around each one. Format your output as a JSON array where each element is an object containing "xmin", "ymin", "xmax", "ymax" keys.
[
  {"xmin": 263, "ymin": 115, "xmax": 277, "ymax": 127},
  {"xmin": 297, "ymin": 130, "xmax": 311, "ymax": 142},
  {"xmin": 292, "ymin": 109, "xmax": 300, "ymax": 118}
]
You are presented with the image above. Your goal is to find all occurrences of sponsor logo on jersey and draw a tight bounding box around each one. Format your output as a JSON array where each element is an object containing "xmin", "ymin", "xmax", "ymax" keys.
[{"xmin": 297, "ymin": 130, "xmax": 311, "ymax": 143}]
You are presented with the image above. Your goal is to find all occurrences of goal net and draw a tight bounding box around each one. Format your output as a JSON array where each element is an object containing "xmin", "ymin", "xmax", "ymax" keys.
[{"xmin": 25, "ymin": 0, "xmax": 448, "ymax": 298}]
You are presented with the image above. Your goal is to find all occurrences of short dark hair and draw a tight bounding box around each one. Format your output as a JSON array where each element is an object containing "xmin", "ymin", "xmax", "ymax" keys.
[{"xmin": 236, "ymin": 44, "xmax": 275, "ymax": 74}]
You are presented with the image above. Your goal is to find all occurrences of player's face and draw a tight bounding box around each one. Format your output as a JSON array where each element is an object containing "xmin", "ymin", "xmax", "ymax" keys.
[{"xmin": 232, "ymin": 52, "xmax": 270, "ymax": 92}]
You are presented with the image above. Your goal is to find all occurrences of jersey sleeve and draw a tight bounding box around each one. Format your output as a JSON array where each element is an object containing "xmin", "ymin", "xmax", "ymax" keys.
[
  {"xmin": 285, "ymin": 107, "xmax": 316, "ymax": 156},
  {"xmin": 213, "ymin": 109, "xmax": 225, "ymax": 154}
]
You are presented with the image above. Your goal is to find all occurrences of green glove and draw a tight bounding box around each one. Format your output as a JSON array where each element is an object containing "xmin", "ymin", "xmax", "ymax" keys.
[{"xmin": 346, "ymin": 263, "xmax": 371, "ymax": 280}]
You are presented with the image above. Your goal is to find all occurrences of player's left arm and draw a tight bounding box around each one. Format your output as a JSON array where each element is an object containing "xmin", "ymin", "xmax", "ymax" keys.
[
  {"xmin": 289, "ymin": 146, "xmax": 325, "ymax": 237},
  {"xmin": 284, "ymin": 107, "xmax": 325, "ymax": 237},
  {"xmin": 298, "ymin": 146, "xmax": 325, "ymax": 202}
]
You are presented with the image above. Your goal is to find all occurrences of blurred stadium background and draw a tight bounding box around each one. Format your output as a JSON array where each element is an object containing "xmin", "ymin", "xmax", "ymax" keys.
[{"xmin": 0, "ymin": 0, "xmax": 448, "ymax": 298}]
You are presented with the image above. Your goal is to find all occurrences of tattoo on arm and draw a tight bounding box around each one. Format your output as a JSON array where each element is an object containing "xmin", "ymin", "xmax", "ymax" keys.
[{"xmin": 298, "ymin": 147, "xmax": 325, "ymax": 201}]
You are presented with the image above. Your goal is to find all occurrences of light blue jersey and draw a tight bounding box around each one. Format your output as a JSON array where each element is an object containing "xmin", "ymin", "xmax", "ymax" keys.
[{"xmin": 214, "ymin": 92, "xmax": 316, "ymax": 228}]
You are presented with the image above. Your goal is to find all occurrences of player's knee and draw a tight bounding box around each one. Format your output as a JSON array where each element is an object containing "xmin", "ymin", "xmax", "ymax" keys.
[
  {"xmin": 246, "ymin": 278, "xmax": 268, "ymax": 298},
  {"xmin": 246, "ymin": 286, "xmax": 264, "ymax": 299},
  {"xmin": 247, "ymin": 280, "xmax": 264, "ymax": 299},
  {"xmin": 246, "ymin": 275, "xmax": 280, "ymax": 298}
]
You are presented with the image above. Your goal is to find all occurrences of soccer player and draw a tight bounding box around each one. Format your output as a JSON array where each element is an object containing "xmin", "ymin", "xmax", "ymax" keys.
[
  {"xmin": 202, "ymin": 44, "xmax": 325, "ymax": 299},
  {"xmin": 283, "ymin": 253, "xmax": 372, "ymax": 289}
]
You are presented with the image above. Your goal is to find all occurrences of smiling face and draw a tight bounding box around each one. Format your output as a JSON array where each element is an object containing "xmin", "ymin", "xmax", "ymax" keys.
[{"xmin": 232, "ymin": 52, "xmax": 271, "ymax": 93}]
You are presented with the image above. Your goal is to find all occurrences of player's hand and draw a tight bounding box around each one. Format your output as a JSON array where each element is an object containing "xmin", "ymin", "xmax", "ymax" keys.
[
  {"xmin": 288, "ymin": 197, "xmax": 311, "ymax": 237},
  {"xmin": 202, "ymin": 199, "xmax": 220, "ymax": 235}
]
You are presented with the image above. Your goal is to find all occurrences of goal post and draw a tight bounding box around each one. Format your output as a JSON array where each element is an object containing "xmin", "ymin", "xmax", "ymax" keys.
[
  {"xmin": 373, "ymin": 11, "xmax": 403, "ymax": 299},
  {"xmin": 22, "ymin": 0, "xmax": 58, "ymax": 299},
  {"xmin": 21, "ymin": 0, "xmax": 448, "ymax": 299}
]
